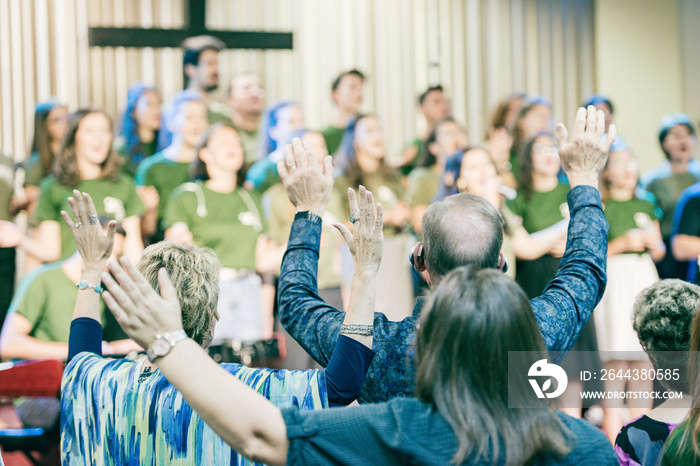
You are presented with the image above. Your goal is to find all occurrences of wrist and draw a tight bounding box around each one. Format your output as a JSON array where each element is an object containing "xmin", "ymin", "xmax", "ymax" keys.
[
  {"xmin": 296, "ymin": 205, "xmax": 326, "ymax": 217},
  {"xmin": 566, "ymin": 172, "xmax": 599, "ymax": 189},
  {"xmin": 81, "ymin": 264, "xmax": 104, "ymax": 281},
  {"xmin": 352, "ymin": 268, "xmax": 379, "ymax": 279}
]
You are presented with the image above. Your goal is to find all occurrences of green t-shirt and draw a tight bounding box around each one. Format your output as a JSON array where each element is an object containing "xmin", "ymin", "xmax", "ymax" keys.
[
  {"xmin": 135, "ymin": 152, "xmax": 193, "ymax": 231},
  {"xmin": 165, "ymin": 183, "xmax": 266, "ymax": 269},
  {"xmin": 8, "ymin": 262, "xmax": 122, "ymax": 343},
  {"xmin": 508, "ymin": 183, "xmax": 570, "ymax": 233},
  {"xmin": 264, "ymin": 183, "xmax": 343, "ymax": 289},
  {"xmin": 603, "ymin": 198, "xmax": 657, "ymax": 242},
  {"xmin": 334, "ymin": 170, "xmax": 404, "ymax": 236},
  {"xmin": 236, "ymin": 127, "xmax": 262, "ymax": 167},
  {"xmin": 115, "ymin": 136, "xmax": 159, "ymax": 177},
  {"xmin": 0, "ymin": 153, "xmax": 14, "ymax": 221},
  {"xmin": 23, "ymin": 152, "xmax": 46, "ymax": 187},
  {"xmin": 645, "ymin": 172, "xmax": 700, "ymax": 238},
  {"xmin": 207, "ymin": 101, "xmax": 234, "ymax": 126},
  {"xmin": 399, "ymin": 138, "xmax": 424, "ymax": 176},
  {"xmin": 320, "ymin": 125, "xmax": 346, "ymax": 156},
  {"xmin": 404, "ymin": 167, "xmax": 439, "ymax": 208},
  {"xmin": 35, "ymin": 175, "xmax": 144, "ymax": 260}
]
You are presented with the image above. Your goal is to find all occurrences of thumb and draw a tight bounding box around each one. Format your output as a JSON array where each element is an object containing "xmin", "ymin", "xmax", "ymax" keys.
[
  {"xmin": 555, "ymin": 123, "xmax": 569, "ymax": 149},
  {"xmin": 157, "ymin": 268, "xmax": 179, "ymax": 305},
  {"xmin": 332, "ymin": 222, "xmax": 353, "ymax": 246}
]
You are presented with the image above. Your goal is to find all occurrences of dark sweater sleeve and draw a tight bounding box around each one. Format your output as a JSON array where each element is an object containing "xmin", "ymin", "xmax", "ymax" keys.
[
  {"xmin": 325, "ymin": 335, "xmax": 375, "ymax": 407},
  {"xmin": 67, "ymin": 317, "xmax": 103, "ymax": 362}
]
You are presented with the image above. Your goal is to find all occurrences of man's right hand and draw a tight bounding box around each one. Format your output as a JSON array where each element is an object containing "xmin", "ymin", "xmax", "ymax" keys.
[
  {"xmin": 556, "ymin": 105, "xmax": 616, "ymax": 189},
  {"xmin": 277, "ymin": 138, "xmax": 334, "ymax": 217}
]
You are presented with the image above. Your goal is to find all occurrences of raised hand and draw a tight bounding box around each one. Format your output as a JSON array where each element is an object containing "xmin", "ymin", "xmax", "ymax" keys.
[
  {"xmin": 277, "ymin": 138, "xmax": 334, "ymax": 216},
  {"xmin": 61, "ymin": 190, "xmax": 116, "ymax": 270},
  {"xmin": 101, "ymin": 257, "xmax": 184, "ymax": 350},
  {"xmin": 333, "ymin": 186, "xmax": 384, "ymax": 274},
  {"xmin": 555, "ymin": 105, "xmax": 617, "ymax": 188}
]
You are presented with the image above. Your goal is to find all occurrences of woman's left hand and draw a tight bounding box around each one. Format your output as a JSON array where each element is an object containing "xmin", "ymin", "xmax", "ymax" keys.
[
  {"xmin": 101, "ymin": 257, "xmax": 184, "ymax": 350},
  {"xmin": 61, "ymin": 190, "xmax": 115, "ymax": 271},
  {"xmin": 334, "ymin": 186, "xmax": 384, "ymax": 274}
]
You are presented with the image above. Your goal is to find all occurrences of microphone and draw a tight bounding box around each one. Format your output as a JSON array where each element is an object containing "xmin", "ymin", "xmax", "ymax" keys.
[{"xmin": 498, "ymin": 185, "xmax": 517, "ymax": 200}]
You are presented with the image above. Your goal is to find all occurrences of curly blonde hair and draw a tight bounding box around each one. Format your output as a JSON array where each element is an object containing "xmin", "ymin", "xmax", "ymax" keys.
[
  {"xmin": 55, "ymin": 109, "xmax": 123, "ymax": 187},
  {"xmin": 137, "ymin": 241, "xmax": 221, "ymax": 345}
]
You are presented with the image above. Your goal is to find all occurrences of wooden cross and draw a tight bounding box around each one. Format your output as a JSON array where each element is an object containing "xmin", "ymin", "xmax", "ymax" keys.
[{"xmin": 88, "ymin": 0, "xmax": 293, "ymax": 50}]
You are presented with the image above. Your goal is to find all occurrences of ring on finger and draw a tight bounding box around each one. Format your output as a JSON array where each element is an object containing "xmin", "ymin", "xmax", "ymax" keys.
[
  {"xmin": 75, "ymin": 222, "xmax": 83, "ymax": 228},
  {"xmin": 88, "ymin": 215, "xmax": 98, "ymax": 225},
  {"xmin": 349, "ymin": 215, "xmax": 358, "ymax": 224}
]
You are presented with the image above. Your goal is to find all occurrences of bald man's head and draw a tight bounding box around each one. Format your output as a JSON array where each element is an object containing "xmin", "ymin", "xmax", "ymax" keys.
[{"xmin": 422, "ymin": 193, "xmax": 505, "ymax": 284}]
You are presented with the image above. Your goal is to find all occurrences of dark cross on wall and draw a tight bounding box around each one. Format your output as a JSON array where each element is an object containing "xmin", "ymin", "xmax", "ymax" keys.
[{"xmin": 88, "ymin": 0, "xmax": 293, "ymax": 50}]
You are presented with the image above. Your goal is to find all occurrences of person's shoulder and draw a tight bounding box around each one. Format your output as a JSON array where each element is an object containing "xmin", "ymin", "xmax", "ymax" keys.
[
  {"xmin": 38, "ymin": 174, "xmax": 60, "ymax": 191},
  {"xmin": 640, "ymin": 162, "xmax": 670, "ymax": 187},
  {"xmin": 136, "ymin": 152, "xmax": 168, "ymax": 174},
  {"xmin": 168, "ymin": 182, "xmax": 199, "ymax": 203},
  {"xmin": 555, "ymin": 412, "xmax": 617, "ymax": 463},
  {"xmin": 679, "ymin": 180, "xmax": 700, "ymax": 202},
  {"xmin": 10, "ymin": 262, "xmax": 63, "ymax": 305}
]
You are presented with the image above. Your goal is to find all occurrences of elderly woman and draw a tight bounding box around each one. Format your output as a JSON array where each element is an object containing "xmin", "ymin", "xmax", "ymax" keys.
[
  {"xmin": 100, "ymin": 141, "xmax": 617, "ymax": 465},
  {"xmin": 59, "ymin": 185, "xmax": 377, "ymax": 464},
  {"xmin": 615, "ymin": 279, "xmax": 700, "ymax": 465}
]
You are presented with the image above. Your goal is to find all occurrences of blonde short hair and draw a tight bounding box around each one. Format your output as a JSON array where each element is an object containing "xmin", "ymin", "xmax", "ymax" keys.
[{"xmin": 137, "ymin": 241, "xmax": 221, "ymax": 345}]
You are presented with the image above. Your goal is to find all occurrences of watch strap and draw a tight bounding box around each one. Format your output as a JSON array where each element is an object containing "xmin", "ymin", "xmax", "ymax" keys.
[{"xmin": 146, "ymin": 330, "xmax": 189, "ymax": 363}]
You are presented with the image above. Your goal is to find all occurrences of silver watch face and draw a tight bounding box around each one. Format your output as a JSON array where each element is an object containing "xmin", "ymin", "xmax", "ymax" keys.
[{"xmin": 152, "ymin": 337, "xmax": 170, "ymax": 357}]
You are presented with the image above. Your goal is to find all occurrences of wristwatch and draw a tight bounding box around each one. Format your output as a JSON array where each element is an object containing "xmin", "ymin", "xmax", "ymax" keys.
[
  {"xmin": 146, "ymin": 330, "xmax": 188, "ymax": 363},
  {"xmin": 294, "ymin": 210, "xmax": 323, "ymax": 225}
]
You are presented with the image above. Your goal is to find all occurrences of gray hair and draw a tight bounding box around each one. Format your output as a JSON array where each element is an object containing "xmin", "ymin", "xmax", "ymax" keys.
[
  {"xmin": 422, "ymin": 193, "xmax": 505, "ymax": 283},
  {"xmin": 633, "ymin": 279, "xmax": 700, "ymax": 392}
]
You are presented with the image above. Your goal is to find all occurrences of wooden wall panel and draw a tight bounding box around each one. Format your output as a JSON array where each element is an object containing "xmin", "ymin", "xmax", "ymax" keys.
[{"xmin": 0, "ymin": 0, "xmax": 597, "ymax": 163}]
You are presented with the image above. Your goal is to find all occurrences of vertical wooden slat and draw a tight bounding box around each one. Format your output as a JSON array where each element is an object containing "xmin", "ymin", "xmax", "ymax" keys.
[
  {"xmin": 21, "ymin": 0, "xmax": 36, "ymax": 159},
  {"xmin": 75, "ymin": 0, "xmax": 90, "ymax": 107},
  {"xmin": 9, "ymin": 0, "xmax": 25, "ymax": 159},
  {"xmin": 465, "ymin": 0, "xmax": 482, "ymax": 145},
  {"xmin": 450, "ymin": 0, "xmax": 467, "ymax": 132},
  {"xmin": 0, "ymin": 0, "xmax": 12, "ymax": 155},
  {"xmin": 34, "ymin": 0, "xmax": 51, "ymax": 101},
  {"xmin": 510, "ymin": 0, "xmax": 526, "ymax": 92}
]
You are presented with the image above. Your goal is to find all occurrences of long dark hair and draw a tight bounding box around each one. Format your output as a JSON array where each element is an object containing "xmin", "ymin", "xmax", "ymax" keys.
[
  {"xmin": 335, "ymin": 114, "xmax": 395, "ymax": 187},
  {"xmin": 118, "ymin": 82, "xmax": 161, "ymax": 168},
  {"xmin": 518, "ymin": 132, "xmax": 555, "ymax": 201},
  {"xmin": 415, "ymin": 266, "xmax": 571, "ymax": 464},
  {"xmin": 416, "ymin": 117, "xmax": 456, "ymax": 169},
  {"xmin": 55, "ymin": 109, "xmax": 123, "ymax": 187},
  {"xmin": 511, "ymin": 96, "xmax": 552, "ymax": 156},
  {"xmin": 31, "ymin": 100, "xmax": 66, "ymax": 177},
  {"xmin": 191, "ymin": 123, "xmax": 247, "ymax": 186}
]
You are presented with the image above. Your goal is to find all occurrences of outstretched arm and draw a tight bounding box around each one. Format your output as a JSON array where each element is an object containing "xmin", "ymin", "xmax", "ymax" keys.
[
  {"xmin": 531, "ymin": 106, "xmax": 616, "ymax": 359},
  {"xmin": 61, "ymin": 190, "xmax": 117, "ymax": 360},
  {"xmin": 277, "ymin": 138, "xmax": 347, "ymax": 365}
]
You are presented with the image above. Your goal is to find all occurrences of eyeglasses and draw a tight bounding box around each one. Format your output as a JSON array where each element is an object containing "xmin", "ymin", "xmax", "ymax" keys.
[{"xmin": 532, "ymin": 143, "xmax": 558, "ymax": 157}]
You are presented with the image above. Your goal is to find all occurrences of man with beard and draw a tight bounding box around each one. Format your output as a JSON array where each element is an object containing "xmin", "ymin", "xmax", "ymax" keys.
[{"xmin": 225, "ymin": 73, "xmax": 267, "ymax": 167}]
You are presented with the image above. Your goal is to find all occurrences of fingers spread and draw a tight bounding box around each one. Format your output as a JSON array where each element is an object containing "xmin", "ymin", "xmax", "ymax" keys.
[
  {"xmin": 555, "ymin": 123, "xmax": 569, "ymax": 149},
  {"xmin": 61, "ymin": 210, "xmax": 75, "ymax": 230},
  {"xmin": 605, "ymin": 124, "xmax": 618, "ymax": 152},
  {"xmin": 103, "ymin": 291, "xmax": 128, "ymax": 325},
  {"xmin": 375, "ymin": 203, "xmax": 384, "ymax": 237},
  {"xmin": 332, "ymin": 222, "xmax": 353, "ymax": 246},
  {"xmin": 304, "ymin": 141, "xmax": 318, "ymax": 168},
  {"xmin": 585, "ymin": 105, "xmax": 597, "ymax": 138},
  {"xmin": 323, "ymin": 156, "xmax": 334, "ymax": 182},
  {"xmin": 291, "ymin": 138, "xmax": 306, "ymax": 169},
  {"xmin": 107, "ymin": 259, "xmax": 144, "ymax": 302},
  {"xmin": 348, "ymin": 188, "xmax": 360, "ymax": 224},
  {"xmin": 277, "ymin": 160, "xmax": 290, "ymax": 183},
  {"xmin": 572, "ymin": 107, "xmax": 586, "ymax": 139},
  {"xmin": 101, "ymin": 270, "xmax": 136, "ymax": 315},
  {"xmin": 157, "ymin": 268, "xmax": 179, "ymax": 304},
  {"xmin": 120, "ymin": 257, "xmax": 153, "ymax": 298},
  {"xmin": 284, "ymin": 143, "xmax": 295, "ymax": 170}
]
